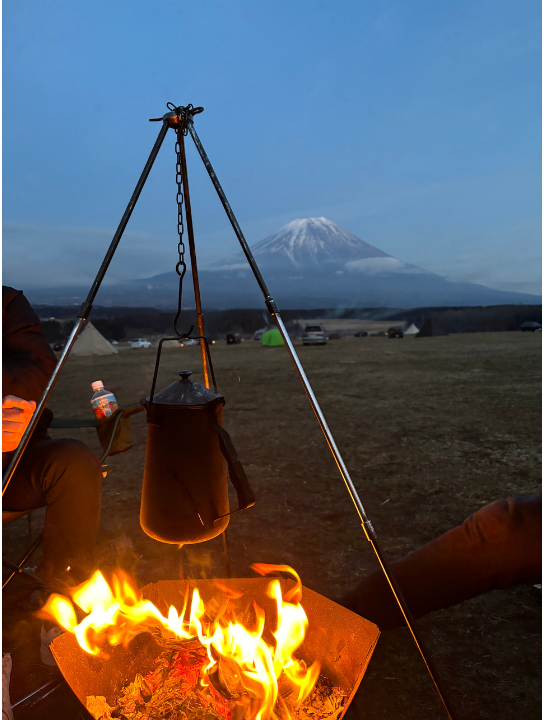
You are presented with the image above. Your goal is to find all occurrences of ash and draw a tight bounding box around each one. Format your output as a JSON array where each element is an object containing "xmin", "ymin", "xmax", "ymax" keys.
[
  {"xmin": 86, "ymin": 637, "xmax": 346, "ymax": 720},
  {"xmin": 290, "ymin": 678, "xmax": 345, "ymax": 720}
]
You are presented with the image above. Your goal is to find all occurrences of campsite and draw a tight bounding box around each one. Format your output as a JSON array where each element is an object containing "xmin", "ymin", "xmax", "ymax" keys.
[
  {"xmin": 3, "ymin": 330, "xmax": 540, "ymax": 719},
  {"xmin": 2, "ymin": 2, "xmax": 541, "ymax": 716}
]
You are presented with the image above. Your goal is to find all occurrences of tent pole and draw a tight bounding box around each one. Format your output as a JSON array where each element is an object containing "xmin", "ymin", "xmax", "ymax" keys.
[
  {"xmin": 2, "ymin": 120, "xmax": 170, "ymax": 494},
  {"xmin": 187, "ymin": 114, "xmax": 457, "ymax": 720}
]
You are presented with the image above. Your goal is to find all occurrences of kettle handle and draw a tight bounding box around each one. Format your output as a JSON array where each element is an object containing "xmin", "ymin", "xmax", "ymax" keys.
[
  {"xmin": 148, "ymin": 337, "xmax": 179, "ymax": 410},
  {"xmin": 146, "ymin": 335, "xmax": 219, "ymax": 415},
  {"xmin": 208, "ymin": 405, "xmax": 255, "ymax": 526}
]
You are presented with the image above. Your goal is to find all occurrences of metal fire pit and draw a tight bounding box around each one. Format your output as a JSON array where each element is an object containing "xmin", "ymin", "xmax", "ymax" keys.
[{"xmin": 51, "ymin": 578, "xmax": 380, "ymax": 719}]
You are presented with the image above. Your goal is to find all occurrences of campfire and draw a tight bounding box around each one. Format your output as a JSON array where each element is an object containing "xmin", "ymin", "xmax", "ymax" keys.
[{"xmin": 41, "ymin": 565, "xmax": 379, "ymax": 720}]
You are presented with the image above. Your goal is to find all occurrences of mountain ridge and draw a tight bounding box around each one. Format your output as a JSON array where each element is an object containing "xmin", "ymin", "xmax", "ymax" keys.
[{"xmin": 23, "ymin": 218, "xmax": 541, "ymax": 309}]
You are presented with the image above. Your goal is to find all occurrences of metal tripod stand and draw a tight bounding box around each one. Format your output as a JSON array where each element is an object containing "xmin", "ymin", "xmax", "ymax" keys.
[{"xmin": 2, "ymin": 104, "xmax": 457, "ymax": 720}]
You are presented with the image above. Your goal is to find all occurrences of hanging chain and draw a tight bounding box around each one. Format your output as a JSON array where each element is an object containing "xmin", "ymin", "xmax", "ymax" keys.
[
  {"xmin": 167, "ymin": 103, "xmax": 194, "ymax": 337},
  {"xmin": 173, "ymin": 126, "xmax": 186, "ymax": 336}
]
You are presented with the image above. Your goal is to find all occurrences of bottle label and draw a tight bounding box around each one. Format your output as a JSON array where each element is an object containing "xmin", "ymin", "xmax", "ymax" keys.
[{"xmin": 91, "ymin": 392, "xmax": 118, "ymax": 421}]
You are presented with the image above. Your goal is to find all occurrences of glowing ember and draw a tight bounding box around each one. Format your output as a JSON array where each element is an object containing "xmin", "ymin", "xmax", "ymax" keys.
[{"xmin": 41, "ymin": 564, "xmax": 320, "ymax": 720}]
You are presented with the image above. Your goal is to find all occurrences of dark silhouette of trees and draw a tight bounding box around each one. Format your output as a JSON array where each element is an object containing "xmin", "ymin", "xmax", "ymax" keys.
[{"xmin": 33, "ymin": 303, "xmax": 542, "ymax": 339}]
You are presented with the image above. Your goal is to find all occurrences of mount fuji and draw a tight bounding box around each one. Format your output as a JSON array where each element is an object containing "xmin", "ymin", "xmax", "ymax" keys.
[
  {"xmin": 218, "ymin": 217, "xmax": 394, "ymax": 268},
  {"xmin": 24, "ymin": 218, "xmax": 540, "ymax": 309}
]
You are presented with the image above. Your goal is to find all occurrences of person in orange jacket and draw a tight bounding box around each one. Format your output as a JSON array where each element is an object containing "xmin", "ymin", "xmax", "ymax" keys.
[{"xmin": 340, "ymin": 496, "xmax": 541, "ymax": 629}]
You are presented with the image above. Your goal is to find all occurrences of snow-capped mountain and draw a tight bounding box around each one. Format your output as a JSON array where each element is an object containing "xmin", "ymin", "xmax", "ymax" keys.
[
  {"xmin": 217, "ymin": 218, "xmax": 392, "ymax": 269},
  {"xmin": 23, "ymin": 218, "xmax": 541, "ymax": 309}
]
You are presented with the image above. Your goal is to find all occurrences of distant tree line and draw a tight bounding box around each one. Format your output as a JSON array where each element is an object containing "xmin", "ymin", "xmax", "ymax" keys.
[
  {"xmin": 40, "ymin": 319, "xmax": 75, "ymax": 343},
  {"xmin": 34, "ymin": 303, "xmax": 542, "ymax": 341},
  {"xmin": 386, "ymin": 305, "xmax": 542, "ymax": 334},
  {"xmin": 35, "ymin": 308, "xmax": 274, "ymax": 341}
]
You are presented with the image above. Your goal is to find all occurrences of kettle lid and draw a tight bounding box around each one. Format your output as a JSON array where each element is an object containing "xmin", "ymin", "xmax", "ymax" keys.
[{"xmin": 149, "ymin": 370, "xmax": 223, "ymax": 407}]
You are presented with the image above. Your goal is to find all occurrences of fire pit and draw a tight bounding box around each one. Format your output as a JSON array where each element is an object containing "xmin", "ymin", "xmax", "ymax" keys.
[{"xmin": 48, "ymin": 573, "xmax": 379, "ymax": 720}]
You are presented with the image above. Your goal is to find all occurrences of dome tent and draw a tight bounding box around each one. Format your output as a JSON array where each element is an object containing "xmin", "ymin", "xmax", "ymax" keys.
[
  {"xmin": 261, "ymin": 328, "xmax": 285, "ymax": 347},
  {"xmin": 72, "ymin": 322, "xmax": 119, "ymax": 356},
  {"xmin": 403, "ymin": 323, "xmax": 420, "ymax": 335}
]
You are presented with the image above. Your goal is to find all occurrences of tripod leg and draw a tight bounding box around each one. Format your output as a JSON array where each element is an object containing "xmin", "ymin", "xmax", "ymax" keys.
[
  {"xmin": 187, "ymin": 119, "xmax": 457, "ymax": 720},
  {"xmin": 2, "ymin": 121, "xmax": 170, "ymax": 495}
]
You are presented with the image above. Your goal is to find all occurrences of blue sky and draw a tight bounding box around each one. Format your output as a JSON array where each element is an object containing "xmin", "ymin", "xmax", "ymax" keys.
[{"xmin": 3, "ymin": 0, "xmax": 541, "ymax": 295}]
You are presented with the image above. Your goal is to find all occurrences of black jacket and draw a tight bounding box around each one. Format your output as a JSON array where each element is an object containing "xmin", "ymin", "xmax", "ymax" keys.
[{"xmin": 2, "ymin": 286, "xmax": 57, "ymax": 451}]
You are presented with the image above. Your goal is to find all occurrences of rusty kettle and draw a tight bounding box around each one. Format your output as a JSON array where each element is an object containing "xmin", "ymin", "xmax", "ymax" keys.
[{"xmin": 140, "ymin": 370, "xmax": 255, "ymax": 544}]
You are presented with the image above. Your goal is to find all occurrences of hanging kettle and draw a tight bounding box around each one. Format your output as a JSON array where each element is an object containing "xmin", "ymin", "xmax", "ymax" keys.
[{"xmin": 140, "ymin": 369, "xmax": 255, "ymax": 544}]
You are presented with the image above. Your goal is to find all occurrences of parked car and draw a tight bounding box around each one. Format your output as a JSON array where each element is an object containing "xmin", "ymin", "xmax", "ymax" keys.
[
  {"xmin": 53, "ymin": 342, "xmax": 65, "ymax": 352},
  {"xmin": 131, "ymin": 338, "xmax": 152, "ymax": 348},
  {"xmin": 520, "ymin": 322, "xmax": 542, "ymax": 332},
  {"xmin": 253, "ymin": 328, "xmax": 266, "ymax": 341},
  {"xmin": 354, "ymin": 330, "xmax": 368, "ymax": 337},
  {"xmin": 181, "ymin": 338, "xmax": 199, "ymax": 346},
  {"xmin": 386, "ymin": 326, "xmax": 404, "ymax": 339},
  {"xmin": 303, "ymin": 324, "xmax": 327, "ymax": 345},
  {"xmin": 226, "ymin": 333, "xmax": 241, "ymax": 345}
]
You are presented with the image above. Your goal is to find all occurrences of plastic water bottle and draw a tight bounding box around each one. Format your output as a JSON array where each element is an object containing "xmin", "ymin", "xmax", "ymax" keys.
[{"xmin": 91, "ymin": 381, "xmax": 119, "ymax": 421}]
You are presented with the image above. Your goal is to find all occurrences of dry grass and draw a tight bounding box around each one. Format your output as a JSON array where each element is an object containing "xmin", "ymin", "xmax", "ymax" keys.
[{"xmin": 3, "ymin": 331, "xmax": 541, "ymax": 719}]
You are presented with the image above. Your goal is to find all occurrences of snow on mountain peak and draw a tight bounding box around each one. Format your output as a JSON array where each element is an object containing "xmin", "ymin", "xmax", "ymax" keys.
[
  {"xmin": 252, "ymin": 217, "xmax": 391, "ymax": 265},
  {"xmin": 214, "ymin": 217, "xmax": 393, "ymax": 269}
]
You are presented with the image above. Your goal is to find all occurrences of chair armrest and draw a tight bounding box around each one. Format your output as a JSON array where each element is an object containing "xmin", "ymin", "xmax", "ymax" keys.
[
  {"xmin": 50, "ymin": 417, "xmax": 98, "ymax": 428},
  {"xmin": 50, "ymin": 403, "xmax": 144, "ymax": 429}
]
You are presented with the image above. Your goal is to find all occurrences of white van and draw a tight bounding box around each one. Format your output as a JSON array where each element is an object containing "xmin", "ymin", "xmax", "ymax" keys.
[{"xmin": 131, "ymin": 338, "xmax": 152, "ymax": 348}]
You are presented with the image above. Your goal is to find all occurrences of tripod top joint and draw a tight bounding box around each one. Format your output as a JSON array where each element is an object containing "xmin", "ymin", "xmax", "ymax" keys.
[{"xmin": 149, "ymin": 105, "xmax": 204, "ymax": 128}]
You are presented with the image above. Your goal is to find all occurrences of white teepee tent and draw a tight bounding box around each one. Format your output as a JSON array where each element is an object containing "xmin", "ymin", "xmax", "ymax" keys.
[
  {"xmin": 403, "ymin": 323, "xmax": 420, "ymax": 335},
  {"xmin": 72, "ymin": 322, "xmax": 119, "ymax": 356}
]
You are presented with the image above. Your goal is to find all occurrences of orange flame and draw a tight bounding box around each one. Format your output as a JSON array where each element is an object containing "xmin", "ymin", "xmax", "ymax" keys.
[{"xmin": 40, "ymin": 566, "xmax": 319, "ymax": 720}]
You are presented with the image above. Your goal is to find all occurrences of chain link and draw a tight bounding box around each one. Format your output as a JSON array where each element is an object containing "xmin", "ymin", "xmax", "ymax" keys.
[
  {"xmin": 167, "ymin": 102, "xmax": 194, "ymax": 337},
  {"xmin": 174, "ymin": 130, "xmax": 186, "ymax": 280}
]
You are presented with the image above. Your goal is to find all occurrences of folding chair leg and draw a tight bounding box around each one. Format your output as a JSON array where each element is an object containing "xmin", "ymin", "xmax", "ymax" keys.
[
  {"xmin": 3, "ymin": 567, "xmax": 21, "ymax": 589},
  {"xmin": 99, "ymin": 410, "xmax": 126, "ymax": 463},
  {"xmin": 11, "ymin": 678, "xmax": 65, "ymax": 710},
  {"xmin": 2, "ymin": 531, "xmax": 44, "ymax": 589}
]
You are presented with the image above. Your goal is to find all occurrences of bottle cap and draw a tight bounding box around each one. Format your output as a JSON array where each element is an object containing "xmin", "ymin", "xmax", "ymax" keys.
[{"xmin": 92, "ymin": 381, "xmax": 104, "ymax": 391}]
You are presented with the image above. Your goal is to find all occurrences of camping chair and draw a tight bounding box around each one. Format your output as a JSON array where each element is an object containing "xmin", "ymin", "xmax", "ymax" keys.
[{"xmin": 2, "ymin": 403, "xmax": 144, "ymax": 589}]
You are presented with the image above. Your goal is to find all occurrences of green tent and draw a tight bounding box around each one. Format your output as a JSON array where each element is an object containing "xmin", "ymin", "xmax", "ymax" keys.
[{"xmin": 261, "ymin": 328, "xmax": 285, "ymax": 347}]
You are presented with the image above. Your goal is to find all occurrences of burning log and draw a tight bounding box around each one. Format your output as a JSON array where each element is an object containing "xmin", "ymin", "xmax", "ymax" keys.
[{"xmin": 44, "ymin": 569, "xmax": 379, "ymax": 720}]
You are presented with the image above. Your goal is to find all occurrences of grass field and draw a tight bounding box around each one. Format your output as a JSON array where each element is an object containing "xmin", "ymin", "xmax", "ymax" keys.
[{"xmin": 3, "ymin": 331, "xmax": 541, "ymax": 719}]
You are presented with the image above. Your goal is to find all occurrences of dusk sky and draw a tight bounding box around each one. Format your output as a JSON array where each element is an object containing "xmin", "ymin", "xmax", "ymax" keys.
[{"xmin": 3, "ymin": 0, "xmax": 541, "ymax": 296}]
